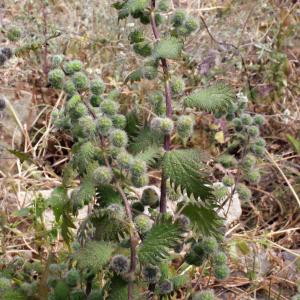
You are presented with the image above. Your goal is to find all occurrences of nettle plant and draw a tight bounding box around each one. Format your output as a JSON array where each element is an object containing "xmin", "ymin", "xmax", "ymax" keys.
[{"xmin": 19, "ymin": 1, "xmax": 263, "ymax": 300}]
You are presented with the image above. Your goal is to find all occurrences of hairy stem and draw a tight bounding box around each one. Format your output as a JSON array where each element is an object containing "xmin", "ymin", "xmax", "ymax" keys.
[
  {"xmin": 83, "ymin": 101, "xmax": 138, "ymax": 300},
  {"xmin": 150, "ymin": 0, "xmax": 173, "ymax": 213}
]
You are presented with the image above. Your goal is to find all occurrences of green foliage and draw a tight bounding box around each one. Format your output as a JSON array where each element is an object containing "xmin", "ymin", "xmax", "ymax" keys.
[
  {"xmin": 184, "ymin": 84, "xmax": 234, "ymax": 113},
  {"xmin": 162, "ymin": 149, "xmax": 212, "ymax": 200},
  {"xmin": 7, "ymin": 26, "xmax": 21, "ymax": 41},
  {"xmin": 192, "ymin": 289, "xmax": 215, "ymax": 300},
  {"xmin": 64, "ymin": 60, "xmax": 83, "ymax": 75},
  {"xmin": 54, "ymin": 281, "xmax": 70, "ymax": 300},
  {"xmin": 153, "ymin": 37, "xmax": 183, "ymax": 60},
  {"xmin": 180, "ymin": 202, "xmax": 223, "ymax": 237},
  {"xmin": 126, "ymin": 0, "xmax": 148, "ymax": 13},
  {"xmin": 107, "ymin": 276, "xmax": 130, "ymax": 300},
  {"xmin": 49, "ymin": 68, "xmax": 65, "ymax": 89},
  {"xmin": 74, "ymin": 241, "xmax": 114, "ymax": 272},
  {"xmin": 90, "ymin": 78, "xmax": 105, "ymax": 95},
  {"xmin": 138, "ymin": 217, "xmax": 184, "ymax": 265},
  {"xmin": 72, "ymin": 72, "xmax": 89, "ymax": 92},
  {"xmin": 214, "ymin": 264, "xmax": 230, "ymax": 280}
]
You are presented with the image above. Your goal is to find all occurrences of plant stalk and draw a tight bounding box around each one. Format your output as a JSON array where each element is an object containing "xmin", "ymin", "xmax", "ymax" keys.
[{"xmin": 150, "ymin": 0, "xmax": 173, "ymax": 213}]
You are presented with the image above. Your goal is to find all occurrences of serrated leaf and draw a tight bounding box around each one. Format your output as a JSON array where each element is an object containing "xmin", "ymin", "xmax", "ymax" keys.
[
  {"xmin": 180, "ymin": 202, "xmax": 223, "ymax": 237},
  {"xmin": 162, "ymin": 149, "xmax": 213, "ymax": 201},
  {"xmin": 74, "ymin": 241, "xmax": 114, "ymax": 272},
  {"xmin": 138, "ymin": 217, "xmax": 184, "ymax": 265},
  {"xmin": 48, "ymin": 187, "xmax": 68, "ymax": 222},
  {"xmin": 153, "ymin": 37, "xmax": 183, "ymax": 60},
  {"xmin": 8, "ymin": 149, "xmax": 32, "ymax": 163},
  {"xmin": 135, "ymin": 146, "xmax": 161, "ymax": 166},
  {"xmin": 184, "ymin": 84, "xmax": 235, "ymax": 112}
]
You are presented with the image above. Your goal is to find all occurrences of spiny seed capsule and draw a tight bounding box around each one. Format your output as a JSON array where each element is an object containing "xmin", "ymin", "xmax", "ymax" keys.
[
  {"xmin": 240, "ymin": 113, "xmax": 253, "ymax": 125},
  {"xmin": 247, "ymin": 125, "xmax": 259, "ymax": 138},
  {"xmin": 107, "ymin": 203, "xmax": 125, "ymax": 219},
  {"xmin": 110, "ymin": 129, "xmax": 128, "ymax": 148},
  {"xmin": 63, "ymin": 80, "xmax": 77, "ymax": 96},
  {"xmin": 214, "ymin": 264, "xmax": 230, "ymax": 280},
  {"xmin": 97, "ymin": 116, "xmax": 113, "ymax": 136},
  {"xmin": 71, "ymin": 103, "xmax": 87, "ymax": 119},
  {"xmin": 222, "ymin": 175, "xmax": 235, "ymax": 187},
  {"xmin": 160, "ymin": 117, "xmax": 174, "ymax": 134},
  {"xmin": 212, "ymin": 251, "xmax": 228, "ymax": 265},
  {"xmin": 141, "ymin": 188, "xmax": 159, "ymax": 207},
  {"xmin": 0, "ymin": 277, "xmax": 12, "ymax": 291},
  {"xmin": 78, "ymin": 115, "xmax": 96, "ymax": 136},
  {"xmin": 171, "ymin": 77, "xmax": 185, "ymax": 95},
  {"xmin": 192, "ymin": 289, "xmax": 215, "ymax": 300},
  {"xmin": 242, "ymin": 154, "xmax": 256, "ymax": 170},
  {"xmin": 90, "ymin": 95, "xmax": 103, "ymax": 107},
  {"xmin": 130, "ymin": 159, "xmax": 147, "ymax": 176},
  {"xmin": 132, "ymin": 174, "xmax": 149, "ymax": 188},
  {"xmin": 66, "ymin": 94, "xmax": 81, "ymax": 110},
  {"xmin": 232, "ymin": 117, "xmax": 243, "ymax": 131},
  {"xmin": 177, "ymin": 115, "xmax": 194, "ymax": 139},
  {"xmin": 128, "ymin": 30, "xmax": 144, "ymax": 44},
  {"xmin": 246, "ymin": 169, "xmax": 261, "ymax": 184},
  {"xmin": 70, "ymin": 289, "xmax": 86, "ymax": 300},
  {"xmin": 101, "ymin": 99, "xmax": 119, "ymax": 115},
  {"xmin": 201, "ymin": 237, "xmax": 218, "ymax": 254},
  {"xmin": 72, "ymin": 72, "xmax": 89, "ymax": 92},
  {"xmin": 184, "ymin": 17, "xmax": 198, "ymax": 33},
  {"xmin": 158, "ymin": 0, "xmax": 170, "ymax": 12},
  {"xmin": 133, "ymin": 41, "xmax": 152, "ymax": 57},
  {"xmin": 1, "ymin": 47, "xmax": 13, "ymax": 59},
  {"xmin": 131, "ymin": 201, "xmax": 144, "ymax": 213},
  {"xmin": 171, "ymin": 10, "xmax": 186, "ymax": 27},
  {"xmin": 90, "ymin": 78, "xmax": 105, "ymax": 95},
  {"xmin": 116, "ymin": 151, "xmax": 133, "ymax": 169},
  {"xmin": 7, "ymin": 26, "xmax": 21, "ymax": 41},
  {"xmin": 142, "ymin": 265, "xmax": 161, "ymax": 283},
  {"xmin": 250, "ymin": 144, "xmax": 265, "ymax": 156},
  {"xmin": 109, "ymin": 146, "xmax": 124, "ymax": 159},
  {"xmin": 217, "ymin": 154, "xmax": 238, "ymax": 168},
  {"xmin": 236, "ymin": 183, "xmax": 252, "ymax": 201},
  {"xmin": 134, "ymin": 214, "xmax": 152, "ymax": 234},
  {"xmin": 253, "ymin": 114, "xmax": 265, "ymax": 126},
  {"xmin": 49, "ymin": 263, "xmax": 61, "ymax": 275},
  {"xmin": 110, "ymin": 255, "xmax": 130, "ymax": 275},
  {"xmin": 112, "ymin": 114, "xmax": 126, "ymax": 129},
  {"xmin": 159, "ymin": 279, "xmax": 174, "ymax": 295},
  {"xmin": 92, "ymin": 166, "xmax": 113, "ymax": 185},
  {"xmin": 255, "ymin": 137, "xmax": 266, "ymax": 147},
  {"xmin": 48, "ymin": 68, "xmax": 65, "ymax": 89},
  {"xmin": 65, "ymin": 269, "xmax": 80, "ymax": 287},
  {"xmin": 51, "ymin": 55, "xmax": 64, "ymax": 67},
  {"xmin": 64, "ymin": 60, "xmax": 83, "ymax": 75}
]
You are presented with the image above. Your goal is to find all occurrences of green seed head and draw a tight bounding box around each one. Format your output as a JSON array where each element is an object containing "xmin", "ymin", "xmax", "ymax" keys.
[
  {"xmin": 250, "ymin": 144, "xmax": 265, "ymax": 156},
  {"xmin": 159, "ymin": 279, "xmax": 174, "ymax": 295},
  {"xmin": 158, "ymin": 0, "xmax": 170, "ymax": 12},
  {"xmin": 218, "ymin": 154, "xmax": 238, "ymax": 168},
  {"xmin": 245, "ymin": 169, "xmax": 261, "ymax": 184},
  {"xmin": 7, "ymin": 26, "xmax": 21, "ymax": 41},
  {"xmin": 171, "ymin": 10, "xmax": 186, "ymax": 27},
  {"xmin": 160, "ymin": 117, "xmax": 174, "ymax": 134},
  {"xmin": 128, "ymin": 30, "xmax": 144, "ymax": 44},
  {"xmin": 232, "ymin": 118, "xmax": 243, "ymax": 131},
  {"xmin": 65, "ymin": 269, "xmax": 80, "ymax": 287},
  {"xmin": 78, "ymin": 115, "xmax": 96, "ymax": 136},
  {"xmin": 222, "ymin": 175, "xmax": 235, "ymax": 187},
  {"xmin": 52, "ymin": 55, "xmax": 64, "ymax": 68},
  {"xmin": 72, "ymin": 72, "xmax": 89, "ymax": 92},
  {"xmin": 253, "ymin": 114, "xmax": 265, "ymax": 126},
  {"xmin": 214, "ymin": 264, "xmax": 230, "ymax": 280},
  {"xmin": 171, "ymin": 77, "xmax": 185, "ymax": 95},
  {"xmin": 142, "ymin": 265, "xmax": 161, "ymax": 283},
  {"xmin": 177, "ymin": 115, "xmax": 194, "ymax": 139},
  {"xmin": 240, "ymin": 113, "xmax": 253, "ymax": 125},
  {"xmin": 133, "ymin": 41, "xmax": 152, "ymax": 57},
  {"xmin": 116, "ymin": 151, "xmax": 133, "ymax": 169},
  {"xmin": 90, "ymin": 78, "xmax": 105, "ymax": 95},
  {"xmin": 247, "ymin": 125, "xmax": 259, "ymax": 138},
  {"xmin": 0, "ymin": 277, "xmax": 12, "ymax": 291},
  {"xmin": 237, "ymin": 183, "xmax": 252, "ymax": 201},
  {"xmin": 70, "ymin": 289, "xmax": 86, "ymax": 300},
  {"xmin": 92, "ymin": 166, "xmax": 113, "ymax": 185},
  {"xmin": 110, "ymin": 255, "xmax": 130, "ymax": 275},
  {"xmin": 132, "ymin": 173, "xmax": 149, "ymax": 188},
  {"xmin": 112, "ymin": 114, "xmax": 126, "ymax": 129},
  {"xmin": 242, "ymin": 154, "xmax": 256, "ymax": 170},
  {"xmin": 134, "ymin": 214, "xmax": 153, "ymax": 234},
  {"xmin": 201, "ymin": 237, "xmax": 219, "ymax": 254},
  {"xmin": 141, "ymin": 188, "xmax": 159, "ymax": 207},
  {"xmin": 97, "ymin": 116, "xmax": 113, "ymax": 136},
  {"xmin": 110, "ymin": 129, "xmax": 128, "ymax": 147},
  {"xmin": 107, "ymin": 203, "xmax": 125, "ymax": 219},
  {"xmin": 48, "ymin": 68, "xmax": 65, "ymax": 89},
  {"xmin": 63, "ymin": 80, "xmax": 77, "ymax": 96},
  {"xmin": 255, "ymin": 137, "xmax": 266, "ymax": 147},
  {"xmin": 64, "ymin": 60, "xmax": 83, "ymax": 75},
  {"xmin": 192, "ymin": 289, "xmax": 215, "ymax": 300},
  {"xmin": 101, "ymin": 99, "xmax": 119, "ymax": 115},
  {"xmin": 184, "ymin": 16, "xmax": 198, "ymax": 33},
  {"xmin": 212, "ymin": 251, "xmax": 228, "ymax": 266},
  {"xmin": 90, "ymin": 95, "xmax": 103, "ymax": 107},
  {"xmin": 130, "ymin": 159, "xmax": 147, "ymax": 177}
]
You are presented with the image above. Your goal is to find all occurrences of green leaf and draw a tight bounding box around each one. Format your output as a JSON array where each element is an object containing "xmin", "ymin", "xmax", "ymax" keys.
[
  {"xmin": 180, "ymin": 202, "xmax": 223, "ymax": 237},
  {"xmin": 162, "ymin": 149, "xmax": 213, "ymax": 200},
  {"xmin": 107, "ymin": 276, "xmax": 128, "ymax": 300},
  {"xmin": 61, "ymin": 212, "xmax": 76, "ymax": 245},
  {"xmin": 287, "ymin": 134, "xmax": 300, "ymax": 154},
  {"xmin": 153, "ymin": 37, "xmax": 183, "ymax": 60},
  {"xmin": 48, "ymin": 187, "xmax": 68, "ymax": 222},
  {"xmin": 8, "ymin": 149, "xmax": 32, "ymax": 163},
  {"xmin": 135, "ymin": 146, "xmax": 161, "ymax": 166},
  {"xmin": 96, "ymin": 185, "xmax": 122, "ymax": 207},
  {"xmin": 184, "ymin": 84, "xmax": 235, "ymax": 113},
  {"xmin": 138, "ymin": 217, "xmax": 184, "ymax": 265},
  {"xmin": 74, "ymin": 241, "xmax": 114, "ymax": 272},
  {"xmin": 129, "ymin": 126, "xmax": 163, "ymax": 154}
]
